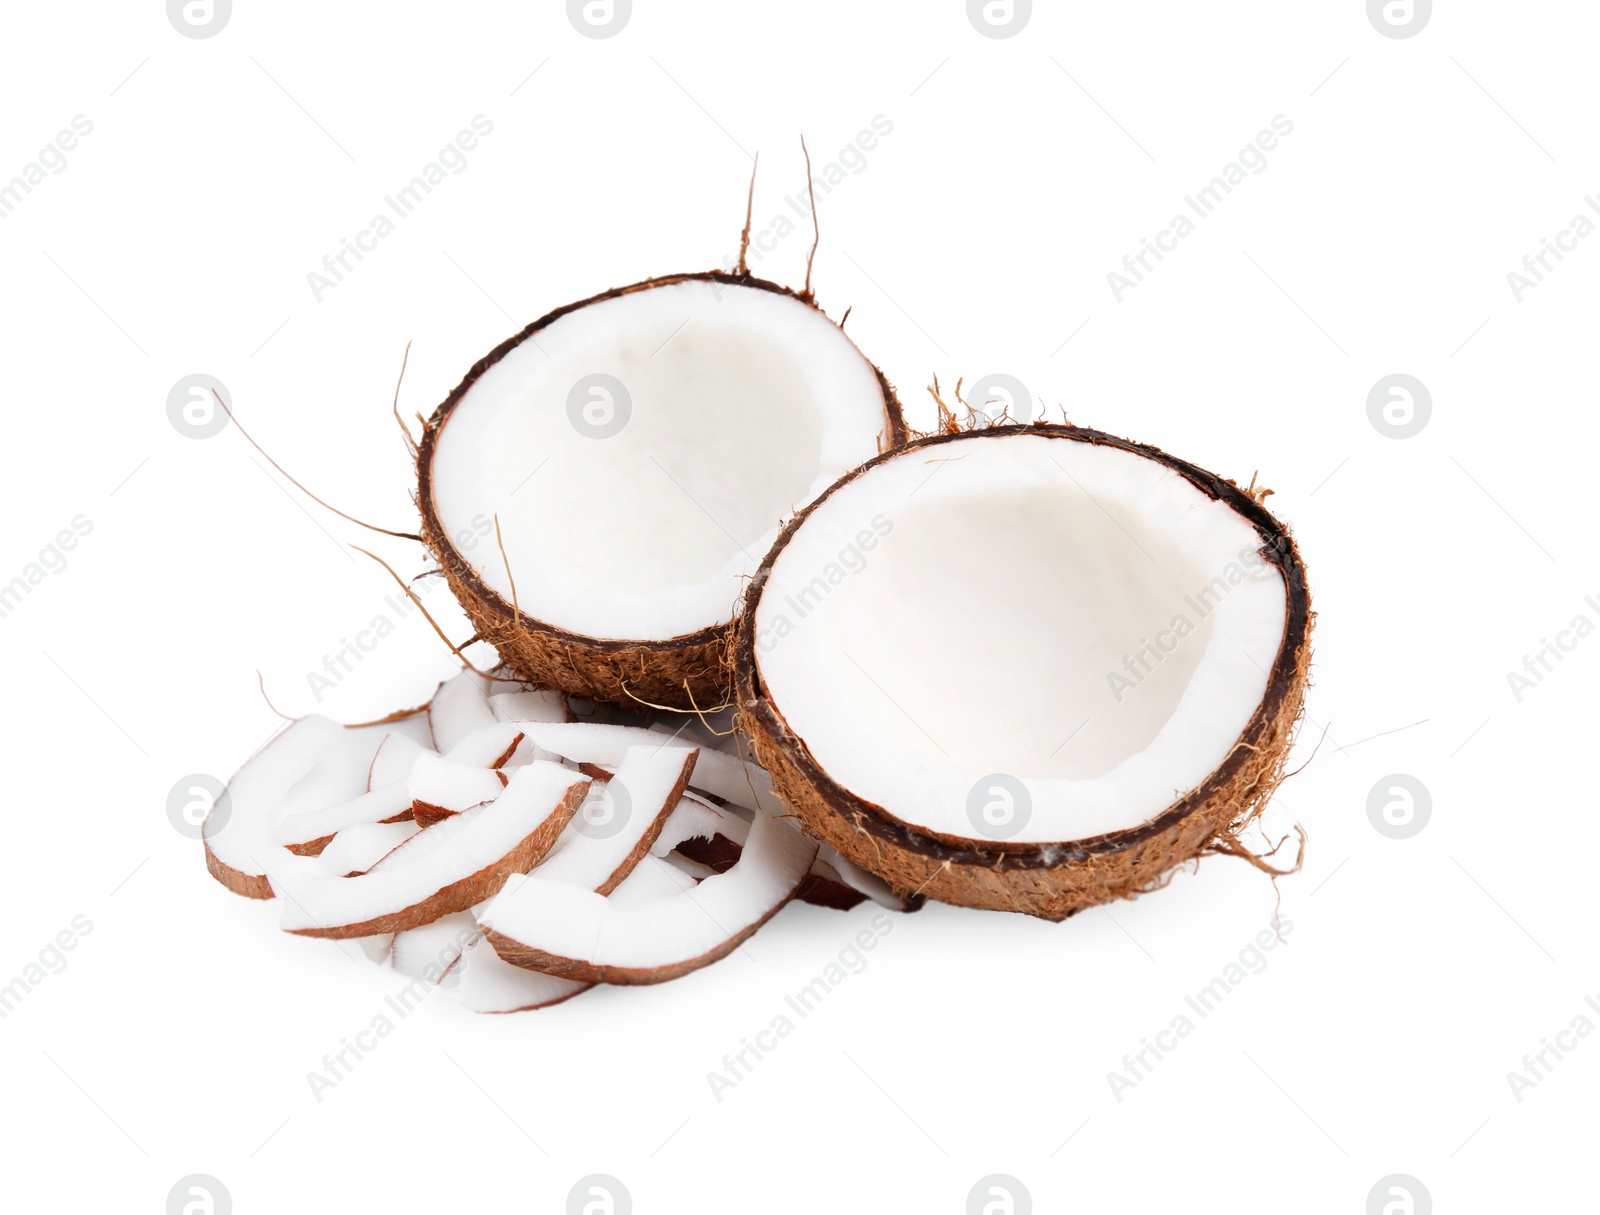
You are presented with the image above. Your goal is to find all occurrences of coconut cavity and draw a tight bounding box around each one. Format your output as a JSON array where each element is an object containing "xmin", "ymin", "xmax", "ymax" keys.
[
  {"xmin": 737, "ymin": 425, "xmax": 1311, "ymax": 919},
  {"xmin": 419, "ymin": 273, "xmax": 905, "ymax": 708}
]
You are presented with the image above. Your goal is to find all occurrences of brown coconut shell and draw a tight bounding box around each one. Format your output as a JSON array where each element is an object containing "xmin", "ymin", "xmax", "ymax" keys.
[
  {"xmin": 416, "ymin": 271, "xmax": 908, "ymax": 711},
  {"xmin": 734, "ymin": 423, "xmax": 1314, "ymax": 921},
  {"xmin": 419, "ymin": 270, "xmax": 908, "ymax": 707}
]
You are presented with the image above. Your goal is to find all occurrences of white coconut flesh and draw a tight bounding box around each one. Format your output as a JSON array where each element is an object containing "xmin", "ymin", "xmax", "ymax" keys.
[
  {"xmin": 410, "ymin": 752, "xmax": 510, "ymax": 818},
  {"xmin": 455, "ymin": 937, "xmax": 590, "ymax": 1014},
  {"xmin": 208, "ymin": 681, "xmax": 906, "ymax": 1009},
  {"xmin": 490, "ymin": 689, "xmax": 568, "ymax": 725},
  {"xmin": 208, "ymin": 716, "xmax": 419, "ymax": 888},
  {"xmin": 428, "ymin": 670, "xmax": 497, "ymax": 751},
  {"xmin": 275, "ymin": 760, "xmax": 588, "ymax": 937},
  {"xmin": 367, "ymin": 732, "xmax": 429, "ymax": 791},
  {"xmin": 429, "ymin": 279, "xmax": 891, "ymax": 641},
  {"xmin": 753, "ymin": 432, "xmax": 1289, "ymax": 844},
  {"xmin": 531, "ymin": 746, "xmax": 699, "ymax": 894},
  {"xmin": 313, "ymin": 820, "xmax": 420, "ymax": 877},
  {"xmin": 815, "ymin": 845, "xmax": 905, "ymax": 910},
  {"xmin": 513, "ymin": 721, "xmax": 778, "ymax": 813},
  {"xmin": 479, "ymin": 793, "xmax": 818, "ymax": 983},
  {"xmin": 280, "ymin": 778, "xmax": 417, "ymax": 853},
  {"xmin": 392, "ymin": 911, "xmax": 477, "ymax": 984}
]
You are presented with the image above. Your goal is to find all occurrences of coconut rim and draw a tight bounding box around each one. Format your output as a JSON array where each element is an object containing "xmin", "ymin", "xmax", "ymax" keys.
[
  {"xmin": 733, "ymin": 421, "xmax": 1312, "ymax": 869},
  {"xmin": 415, "ymin": 269, "xmax": 910, "ymax": 657}
]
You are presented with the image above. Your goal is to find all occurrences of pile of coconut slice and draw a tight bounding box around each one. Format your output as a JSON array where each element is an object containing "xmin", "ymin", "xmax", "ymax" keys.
[{"xmin": 204, "ymin": 671, "xmax": 906, "ymax": 1013}]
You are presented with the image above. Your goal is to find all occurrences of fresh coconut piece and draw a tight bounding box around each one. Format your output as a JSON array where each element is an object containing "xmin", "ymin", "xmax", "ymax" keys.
[
  {"xmin": 736, "ymin": 424, "xmax": 1312, "ymax": 920},
  {"xmin": 455, "ymin": 937, "xmax": 590, "ymax": 1014},
  {"xmin": 457, "ymin": 795, "xmax": 710, "ymax": 1012},
  {"xmin": 648, "ymin": 790, "xmax": 727, "ymax": 857},
  {"xmin": 280, "ymin": 779, "xmax": 416, "ymax": 855},
  {"xmin": 667, "ymin": 810, "xmax": 868, "ymax": 912},
  {"xmin": 531, "ymin": 746, "xmax": 699, "ymax": 895},
  {"xmin": 417, "ymin": 272, "xmax": 908, "ymax": 709},
  {"xmin": 441, "ymin": 721, "xmax": 530, "ymax": 769},
  {"xmin": 312, "ymin": 820, "xmax": 420, "ymax": 876},
  {"xmin": 490, "ymin": 689, "xmax": 568, "ymax": 725},
  {"xmin": 368, "ymin": 732, "xmax": 430, "ymax": 792},
  {"xmin": 392, "ymin": 911, "xmax": 479, "ymax": 983},
  {"xmin": 410, "ymin": 752, "xmax": 510, "ymax": 826},
  {"xmin": 815, "ymin": 844, "xmax": 918, "ymax": 913},
  {"xmin": 275, "ymin": 761, "xmax": 590, "ymax": 938},
  {"xmin": 207, "ymin": 709, "xmax": 437, "ymax": 896},
  {"xmin": 428, "ymin": 670, "xmax": 497, "ymax": 751},
  {"xmin": 355, "ymin": 934, "xmax": 395, "ymax": 964},
  {"xmin": 511, "ymin": 721, "xmax": 778, "ymax": 812},
  {"xmin": 478, "ymin": 795, "xmax": 818, "ymax": 984}
]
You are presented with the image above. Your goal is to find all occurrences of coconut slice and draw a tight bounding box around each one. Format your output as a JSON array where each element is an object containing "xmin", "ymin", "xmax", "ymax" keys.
[
  {"xmin": 478, "ymin": 796, "xmax": 818, "ymax": 984},
  {"xmin": 815, "ymin": 844, "xmax": 919, "ymax": 913},
  {"xmin": 441, "ymin": 721, "xmax": 530, "ymax": 768},
  {"xmin": 531, "ymin": 746, "xmax": 699, "ymax": 894},
  {"xmin": 280, "ymin": 779, "xmax": 416, "ymax": 855},
  {"xmin": 417, "ymin": 272, "xmax": 907, "ymax": 709},
  {"xmin": 454, "ymin": 936, "xmax": 591, "ymax": 1014},
  {"xmin": 207, "ymin": 709, "xmax": 437, "ymax": 896},
  {"xmin": 649, "ymin": 790, "xmax": 727, "ymax": 856},
  {"xmin": 367, "ymin": 732, "xmax": 430, "ymax": 792},
  {"xmin": 490, "ymin": 689, "xmax": 568, "ymax": 724},
  {"xmin": 410, "ymin": 752, "xmax": 510, "ymax": 827},
  {"xmin": 275, "ymin": 761, "xmax": 590, "ymax": 938},
  {"xmin": 313, "ymin": 820, "xmax": 421, "ymax": 876},
  {"xmin": 736, "ymin": 424, "xmax": 1312, "ymax": 919},
  {"xmin": 667, "ymin": 811, "xmax": 868, "ymax": 912},
  {"xmin": 392, "ymin": 912, "xmax": 479, "ymax": 984},
  {"xmin": 510, "ymin": 721, "xmax": 778, "ymax": 812},
  {"xmin": 428, "ymin": 670, "xmax": 497, "ymax": 751},
  {"xmin": 356, "ymin": 934, "xmax": 395, "ymax": 964}
]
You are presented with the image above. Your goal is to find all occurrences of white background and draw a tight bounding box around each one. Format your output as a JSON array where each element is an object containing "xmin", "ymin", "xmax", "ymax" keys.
[{"xmin": 1, "ymin": 2, "xmax": 1594, "ymax": 1211}]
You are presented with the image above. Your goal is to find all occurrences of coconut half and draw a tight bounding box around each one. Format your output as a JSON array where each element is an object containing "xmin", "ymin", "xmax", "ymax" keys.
[
  {"xmin": 735, "ymin": 424, "xmax": 1312, "ymax": 920},
  {"xmin": 417, "ymin": 273, "xmax": 907, "ymax": 708}
]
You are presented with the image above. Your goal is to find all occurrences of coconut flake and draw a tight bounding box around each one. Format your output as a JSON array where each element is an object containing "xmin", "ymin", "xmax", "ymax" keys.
[
  {"xmin": 510, "ymin": 722, "xmax": 778, "ymax": 812},
  {"xmin": 392, "ymin": 912, "xmax": 479, "ymax": 983},
  {"xmin": 529, "ymin": 746, "xmax": 698, "ymax": 894},
  {"xmin": 367, "ymin": 732, "xmax": 431, "ymax": 792},
  {"xmin": 479, "ymin": 797, "xmax": 817, "ymax": 984},
  {"xmin": 428, "ymin": 670, "xmax": 496, "ymax": 752},
  {"xmin": 314, "ymin": 820, "xmax": 421, "ymax": 876},
  {"xmin": 455, "ymin": 937, "xmax": 590, "ymax": 1014},
  {"xmin": 490, "ymin": 689, "xmax": 568, "ymax": 725},
  {"xmin": 274, "ymin": 761, "xmax": 589, "ymax": 938},
  {"xmin": 410, "ymin": 752, "xmax": 509, "ymax": 825}
]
